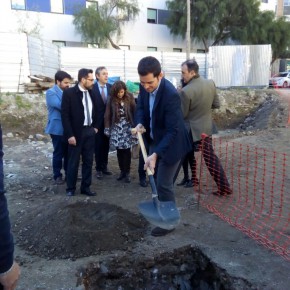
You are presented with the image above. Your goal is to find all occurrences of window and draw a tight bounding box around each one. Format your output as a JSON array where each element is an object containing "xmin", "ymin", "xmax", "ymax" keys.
[
  {"xmin": 261, "ymin": 0, "xmax": 268, "ymax": 3},
  {"xmin": 157, "ymin": 9, "xmax": 170, "ymax": 25},
  {"xmin": 86, "ymin": 0, "xmax": 98, "ymax": 9},
  {"xmin": 285, "ymin": 0, "xmax": 290, "ymax": 6},
  {"xmin": 197, "ymin": 49, "xmax": 206, "ymax": 53},
  {"xmin": 147, "ymin": 8, "xmax": 157, "ymax": 23},
  {"xmin": 147, "ymin": 47, "xmax": 157, "ymax": 51},
  {"xmin": 11, "ymin": 0, "xmax": 25, "ymax": 10},
  {"xmin": 87, "ymin": 43, "xmax": 99, "ymax": 48},
  {"xmin": 51, "ymin": 0, "xmax": 63, "ymax": 13},
  {"xmin": 52, "ymin": 41, "xmax": 66, "ymax": 47},
  {"xmin": 119, "ymin": 45, "xmax": 130, "ymax": 50},
  {"xmin": 173, "ymin": 48, "xmax": 182, "ymax": 52}
]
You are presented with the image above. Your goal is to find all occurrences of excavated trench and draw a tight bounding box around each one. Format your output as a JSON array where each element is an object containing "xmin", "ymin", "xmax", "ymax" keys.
[{"xmin": 78, "ymin": 245, "xmax": 253, "ymax": 290}]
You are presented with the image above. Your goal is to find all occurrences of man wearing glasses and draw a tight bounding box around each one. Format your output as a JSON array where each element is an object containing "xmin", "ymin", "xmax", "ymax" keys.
[{"xmin": 61, "ymin": 69, "xmax": 98, "ymax": 197}]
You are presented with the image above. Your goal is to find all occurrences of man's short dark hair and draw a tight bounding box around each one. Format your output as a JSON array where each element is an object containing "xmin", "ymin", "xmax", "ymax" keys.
[
  {"xmin": 95, "ymin": 66, "xmax": 106, "ymax": 76},
  {"xmin": 78, "ymin": 68, "xmax": 93, "ymax": 82},
  {"xmin": 54, "ymin": 70, "xmax": 72, "ymax": 84},
  {"xmin": 182, "ymin": 59, "xmax": 199, "ymax": 73},
  {"xmin": 137, "ymin": 56, "xmax": 161, "ymax": 77}
]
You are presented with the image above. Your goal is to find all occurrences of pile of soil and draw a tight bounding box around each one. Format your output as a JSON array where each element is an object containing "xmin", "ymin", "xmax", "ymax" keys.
[{"xmin": 15, "ymin": 200, "xmax": 148, "ymax": 259}]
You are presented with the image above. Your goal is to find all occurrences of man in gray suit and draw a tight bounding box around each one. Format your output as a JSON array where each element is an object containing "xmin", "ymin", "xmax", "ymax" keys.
[{"xmin": 179, "ymin": 59, "xmax": 232, "ymax": 196}]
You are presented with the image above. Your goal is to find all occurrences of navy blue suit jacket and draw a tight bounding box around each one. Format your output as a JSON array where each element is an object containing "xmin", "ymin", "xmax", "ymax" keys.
[
  {"xmin": 0, "ymin": 125, "xmax": 14, "ymax": 275},
  {"xmin": 135, "ymin": 78, "xmax": 192, "ymax": 165}
]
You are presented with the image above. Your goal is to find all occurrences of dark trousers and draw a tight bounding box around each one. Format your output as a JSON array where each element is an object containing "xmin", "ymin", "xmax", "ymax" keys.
[
  {"xmin": 50, "ymin": 134, "xmax": 68, "ymax": 180},
  {"xmin": 66, "ymin": 127, "xmax": 95, "ymax": 192},
  {"xmin": 180, "ymin": 149, "xmax": 195, "ymax": 180},
  {"xmin": 116, "ymin": 148, "xmax": 131, "ymax": 174},
  {"xmin": 148, "ymin": 143, "xmax": 180, "ymax": 202},
  {"xmin": 194, "ymin": 137, "xmax": 230, "ymax": 191},
  {"xmin": 95, "ymin": 129, "xmax": 110, "ymax": 172}
]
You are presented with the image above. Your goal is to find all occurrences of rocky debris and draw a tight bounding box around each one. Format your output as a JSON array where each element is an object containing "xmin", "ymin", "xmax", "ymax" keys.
[
  {"xmin": 237, "ymin": 95, "xmax": 288, "ymax": 131},
  {"xmin": 213, "ymin": 89, "xmax": 289, "ymax": 130}
]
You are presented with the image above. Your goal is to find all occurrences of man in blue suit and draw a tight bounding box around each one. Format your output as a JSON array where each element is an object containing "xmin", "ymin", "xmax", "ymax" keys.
[
  {"xmin": 134, "ymin": 56, "xmax": 192, "ymax": 237},
  {"xmin": 45, "ymin": 70, "xmax": 72, "ymax": 185}
]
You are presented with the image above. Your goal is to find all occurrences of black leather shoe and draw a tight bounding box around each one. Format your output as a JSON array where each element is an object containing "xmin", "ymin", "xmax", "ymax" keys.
[
  {"xmin": 102, "ymin": 169, "xmax": 112, "ymax": 175},
  {"xmin": 151, "ymin": 227, "xmax": 175, "ymax": 237},
  {"xmin": 177, "ymin": 178, "xmax": 189, "ymax": 186},
  {"xmin": 81, "ymin": 190, "xmax": 96, "ymax": 196},
  {"xmin": 66, "ymin": 191, "xmax": 75, "ymax": 196},
  {"xmin": 117, "ymin": 172, "xmax": 126, "ymax": 181},
  {"xmin": 96, "ymin": 171, "xmax": 103, "ymax": 179},
  {"xmin": 124, "ymin": 174, "xmax": 131, "ymax": 183},
  {"xmin": 139, "ymin": 179, "xmax": 148, "ymax": 187},
  {"xmin": 184, "ymin": 179, "xmax": 199, "ymax": 188}
]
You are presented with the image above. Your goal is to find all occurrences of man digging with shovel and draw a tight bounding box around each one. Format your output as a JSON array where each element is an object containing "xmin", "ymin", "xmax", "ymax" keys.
[{"xmin": 134, "ymin": 56, "xmax": 192, "ymax": 237}]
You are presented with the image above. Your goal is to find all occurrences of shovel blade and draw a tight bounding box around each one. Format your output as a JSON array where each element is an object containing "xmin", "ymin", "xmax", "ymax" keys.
[{"xmin": 138, "ymin": 200, "xmax": 180, "ymax": 230}]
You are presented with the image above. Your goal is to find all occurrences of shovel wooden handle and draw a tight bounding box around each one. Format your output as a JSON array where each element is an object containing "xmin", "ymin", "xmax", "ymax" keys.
[
  {"xmin": 131, "ymin": 128, "xmax": 154, "ymax": 177},
  {"xmin": 137, "ymin": 132, "xmax": 154, "ymax": 175}
]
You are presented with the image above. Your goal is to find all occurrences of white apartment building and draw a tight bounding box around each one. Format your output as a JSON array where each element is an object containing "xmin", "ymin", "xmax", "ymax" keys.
[
  {"xmin": 259, "ymin": 0, "xmax": 277, "ymax": 12},
  {"xmin": 0, "ymin": 0, "xmax": 283, "ymax": 52},
  {"xmin": 0, "ymin": 0, "xmax": 198, "ymax": 52}
]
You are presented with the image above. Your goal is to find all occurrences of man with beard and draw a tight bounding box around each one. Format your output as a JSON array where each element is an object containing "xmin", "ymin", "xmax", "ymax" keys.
[
  {"xmin": 61, "ymin": 69, "xmax": 98, "ymax": 197},
  {"xmin": 45, "ymin": 70, "xmax": 71, "ymax": 185}
]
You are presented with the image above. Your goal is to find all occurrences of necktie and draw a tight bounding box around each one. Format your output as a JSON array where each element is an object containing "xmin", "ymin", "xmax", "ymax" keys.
[
  {"xmin": 84, "ymin": 91, "xmax": 91, "ymax": 126},
  {"xmin": 101, "ymin": 86, "xmax": 106, "ymax": 103}
]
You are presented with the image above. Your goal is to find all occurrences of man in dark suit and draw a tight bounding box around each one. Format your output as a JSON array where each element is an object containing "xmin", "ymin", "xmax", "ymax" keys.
[
  {"xmin": 134, "ymin": 56, "xmax": 192, "ymax": 237},
  {"xmin": 93, "ymin": 66, "xmax": 112, "ymax": 179},
  {"xmin": 180, "ymin": 59, "xmax": 232, "ymax": 196},
  {"xmin": 0, "ymin": 125, "xmax": 20, "ymax": 290},
  {"xmin": 61, "ymin": 68, "xmax": 98, "ymax": 197}
]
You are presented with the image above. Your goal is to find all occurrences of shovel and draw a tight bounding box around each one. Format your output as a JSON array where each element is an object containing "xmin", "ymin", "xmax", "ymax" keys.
[{"xmin": 132, "ymin": 129, "xmax": 180, "ymax": 230}]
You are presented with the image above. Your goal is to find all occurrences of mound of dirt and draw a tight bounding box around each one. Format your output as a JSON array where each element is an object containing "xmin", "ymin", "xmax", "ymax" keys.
[{"xmin": 15, "ymin": 200, "xmax": 148, "ymax": 259}]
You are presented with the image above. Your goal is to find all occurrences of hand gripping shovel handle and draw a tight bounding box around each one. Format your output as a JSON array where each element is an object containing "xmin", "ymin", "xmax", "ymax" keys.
[{"xmin": 136, "ymin": 131, "xmax": 158, "ymax": 202}]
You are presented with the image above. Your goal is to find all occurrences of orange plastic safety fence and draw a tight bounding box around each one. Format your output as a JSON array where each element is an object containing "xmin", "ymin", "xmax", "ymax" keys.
[{"xmin": 193, "ymin": 136, "xmax": 290, "ymax": 261}]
